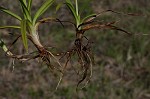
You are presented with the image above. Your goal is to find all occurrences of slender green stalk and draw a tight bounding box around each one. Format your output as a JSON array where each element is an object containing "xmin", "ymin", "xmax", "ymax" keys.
[{"xmin": 75, "ymin": 0, "xmax": 78, "ymax": 16}]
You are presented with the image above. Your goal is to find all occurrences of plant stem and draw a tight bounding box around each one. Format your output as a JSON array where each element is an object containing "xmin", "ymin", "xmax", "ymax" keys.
[
  {"xmin": 0, "ymin": 39, "xmax": 13, "ymax": 56},
  {"xmin": 29, "ymin": 27, "xmax": 44, "ymax": 52},
  {"xmin": 75, "ymin": 0, "xmax": 81, "ymax": 27},
  {"xmin": 75, "ymin": 0, "xmax": 79, "ymax": 16}
]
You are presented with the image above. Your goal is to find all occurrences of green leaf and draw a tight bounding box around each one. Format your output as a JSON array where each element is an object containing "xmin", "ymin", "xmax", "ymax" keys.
[
  {"xmin": 18, "ymin": 0, "xmax": 32, "ymax": 22},
  {"xmin": 0, "ymin": 7, "xmax": 22, "ymax": 21},
  {"xmin": 27, "ymin": 0, "xmax": 32, "ymax": 11},
  {"xmin": 65, "ymin": 1, "xmax": 75, "ymax": 17},
  {"xmin": 75, "ymin": 0, "xmax": 79, "ymax": 16},
  {"xmin": 21, "ymin": 19, "xmax": 28, "ymax": 52},
  {"xmin": 33, "ymin": 0, "xmax": 55, "ymax": 25},
  {"xmin": 82, "ymin": 14, "xmax": 96, "ymax": 23},
  {"xmin": 0, "ymin": 39, "xmax": 12, "ymax": 55},
  {"xmin": 65, "ymin": 3, "xmax": 79, "ymax": 26},
  {"xmin": 0, "ymin": 26, "xmax": 21, "ymax": 29},
  {"xmin": 23, "ymin": 0, "xmax": 27, "ymax": 6},
  {"xmin": 66, "ymin": 0, "xmax": 72, "ymax": 5}
]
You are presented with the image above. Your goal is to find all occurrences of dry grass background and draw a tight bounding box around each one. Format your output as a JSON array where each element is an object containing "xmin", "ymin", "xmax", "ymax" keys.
[{"xmin": 0, "ymin": 0, "xmax": 150, "ymax": 99}]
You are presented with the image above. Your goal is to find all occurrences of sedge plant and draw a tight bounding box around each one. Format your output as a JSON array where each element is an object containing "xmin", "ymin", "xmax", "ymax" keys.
[
  {"xmin": 55, "ymin": 0, "xmax": 134, "ymax": 89},
  {"xmin": 0, "ymin": 0, "xmax": 64, "ymax": 71}
]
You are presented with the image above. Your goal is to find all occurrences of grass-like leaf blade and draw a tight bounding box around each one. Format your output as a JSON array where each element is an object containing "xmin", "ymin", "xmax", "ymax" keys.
[
  {"xmin": 23, "ymin": 0, "xmax": 27, "ymax": 6},
  {"xmin": 19, "ymin": 0, "xmax": 32, "ymax": 22},
  {"xmin": 33, "ymin": 0, "xmax": 55, "ymax": 25},
  {"xmin": 27, "ymin": 0, "xmax": 32, "ymax": 11},
  {"xmin": 0, "ymin": 26, "xmax": 21, "ymax": 29},
  {"xmin": 75, "ymin": 0, "xmax": 79, "ymax": 16},
  {"xmin": 66, "ymin": 0, "xmax": 72, "ymax": 5},
  {"xmin": 21, "ymin": 19, "xmax": 28, "ymax": 52},
  {"xmin": 82, "ymin": 14, "xmax": 96, "ymax": 23},
  {"xmin": 65, "ymin": 3, "xmax": 80, "ymax": 26},
  {"xmin": 0, "ymin": 7, "xmax": 22, "ymax": 21}
]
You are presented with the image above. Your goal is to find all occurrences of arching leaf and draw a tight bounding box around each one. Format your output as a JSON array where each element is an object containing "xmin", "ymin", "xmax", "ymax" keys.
[
  {"xmin": 82, "ymin": 14, "xmax": 96, "ymax": 23},
  {"xmin": 33, "ymin": 0, "xmax": 55, "ymax": 25},
  {"xmin": 0, "ymin": 26, "xmax": 20, "ymax": 29},
  {"xmin": 0, "ymin": 7, "xmax": 22, "ymax": 21}
]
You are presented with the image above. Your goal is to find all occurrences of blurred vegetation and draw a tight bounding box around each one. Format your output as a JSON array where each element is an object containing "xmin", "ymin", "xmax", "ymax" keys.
[{"xmin": 0, "ymin": 0, "xmax": 150, "ymax": 99}]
